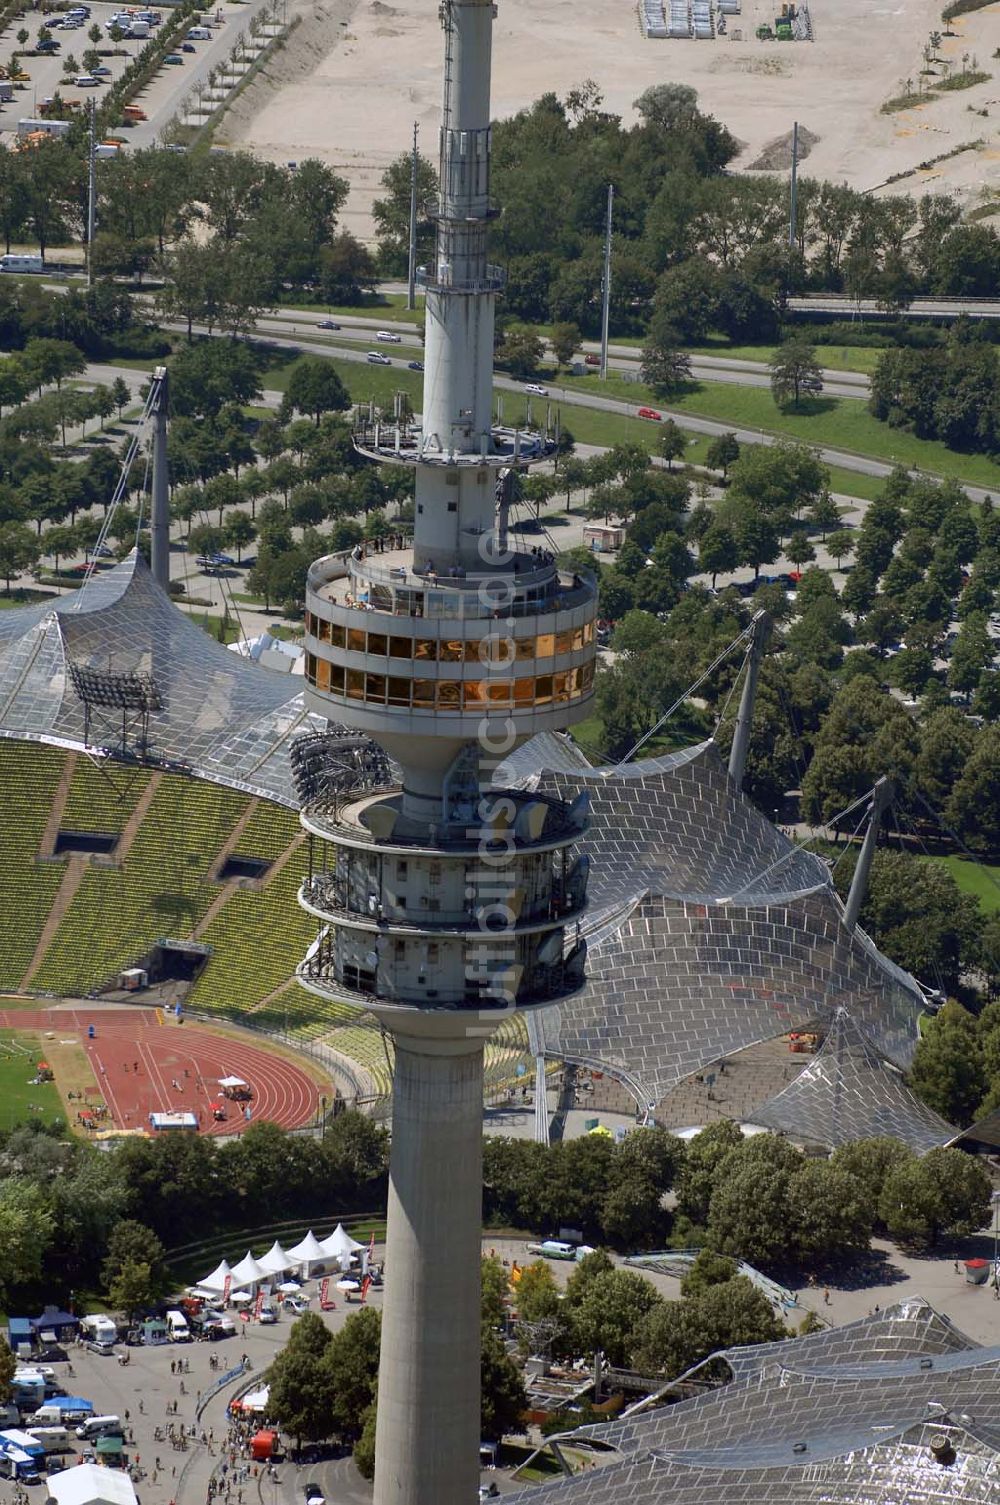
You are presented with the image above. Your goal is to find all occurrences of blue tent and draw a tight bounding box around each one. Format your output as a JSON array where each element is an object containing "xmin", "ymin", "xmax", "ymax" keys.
[{"xmin": 30, "ymin": 1307, "xmax": 78, "ymax": 1339}]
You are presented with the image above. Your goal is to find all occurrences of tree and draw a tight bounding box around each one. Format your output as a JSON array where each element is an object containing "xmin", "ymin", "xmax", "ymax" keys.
[
  {"xmin": 502, "ymin": 327, "xmax": 545, "ymax": 379},
  {"xmin": 108, "ymin": 1259, "xmax": 156, "ymax": 1321},
  {"xmin": 640, "ymin": 333, "xmax": 692, "ymax": 396},
  {"xmin": 0, "ymin": 1337, "xmax": 14, "ymax": 1402},
  {"xmin": 657, "ymin": 419, "xmax": 686, "ymax": 470},
  {"xmin": 727, "ymin": 439, "xmax": 827, "ymax": 525},
  {"xmin": 189, "ymin": 523, "xmax": 225, "ymax": 560},
  {"xmin": 284, "ymin": 357, "xmax": 350, "ymax": 426},
  {"xmin": 101, "ymin": 1218, "xmax": 166, "ymax": 1292},
  {"xmin": 224, "ymin": 510, "xmax": 257, "ymax": 562},
  {"xmin": 514, "ymin": 1261, "xmax": 561, "ymax": 1326},
  {"xmin": 549, "ymin": 322, "xmax": 581, "ymax": 368},
  {"xmin": 784, "ymin": 529, "xmax": 816, "ymax": 570},
  {"xmin": 946, "ymin": 727, "xmax": 1000, "ymax": 854},
  {"xmin": 908, "ymin": 1000, "xmax": 987, "ymax": 1125},
  {"xmin": 633, "ymin": 1275, "xmax": 785, "ymax": 1379},
  {"xmin": 481, "ymin": 1254, "xmax": 509, "ymax": 1331},
  {"xmin": 110, "ymin": 377, "xmax": 131, "ymax": 419},
  {"xmin": 269, "ymin": 1330, "xmax": 336, "ymax": 1447},
  {"xmin": 830, "ymin": 1137, "xmax": 914, "ymax": 1216},
  {"xmin": 567, "ymin": 1267, "xmax": 663, "ymax": 1368},
  {"xmin": 731, "ymin": 502, "xmax": 779, "ymax": 581},
  {"xmin": 0, "ymin": 1178, "xmax": 55, "ymax": 1301},
  {"xmin": 322, "ymin": 1306, "xmax": 381, "ymax": 1441},
  {"xmin": 706, "ymin": 431, "xmax": 740, "ymax": 479},
  {"xmin": 698, "ymin": 524, "xmax": 739, "ymax": 589},
  {"xmin": 480, "ymin": 1328, "xmax": 527, "ymax": 1443},
  {"xmin": 0, "ymin": 522, "xmax": 40, "ymax": 593},
  {"xmin": 786, "ymin": 1161, "xmax": 872, "ymax": 1261},
  {"xmin": 675, "ymin": 1120, "xmax": 744, "ymax": 1225},
  {"xmin": 879, "ymin": 1147, "xmax": 991, "ymax": 1249},
  {"xmin": 769, "ymin": 339, "xmax": 823, "ymax": 409},
  {"xmin": 372, "ymin": 149, "xmax": 438, "ymax": 273},
  {"xmin": 826, "ymin": 531, "xmax": 855, "ymax": 571}
]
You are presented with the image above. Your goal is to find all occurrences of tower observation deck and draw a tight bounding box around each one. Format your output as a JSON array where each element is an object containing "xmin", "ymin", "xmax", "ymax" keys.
[{"xmin": 296, "ymin": 5, "xmax": 597, "ymax": 1504}]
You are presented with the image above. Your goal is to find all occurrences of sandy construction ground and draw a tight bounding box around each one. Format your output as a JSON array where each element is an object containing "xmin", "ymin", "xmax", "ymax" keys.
[{"xmin": 219, "ymin": 0, "xmax": 1000, "ymax": 239}]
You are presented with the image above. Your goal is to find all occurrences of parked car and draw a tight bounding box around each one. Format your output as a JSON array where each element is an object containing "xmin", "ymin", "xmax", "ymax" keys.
[
  {"xmin": 636, "ymin": 406, "xmax": 662, "ymax": 421},
  {"xmin": 407, "ymin": 360, "xmax": 424, "ymax": 371},
  {"xmin": 75, "ymin": 74, "xmax": 99, "ymax": 86},
  {"xmin": 524, "ymin": 383, "xmax": 548, "ymax": 397},
  {"xmin": 366, "ymin": 352, "xmax": 391, "ymax": 365},
  {"xmin": 375, "ymin": 330, "xmax": 402, "ymax": 343},
  {"xmin": 91, "ymin": 65, "xmax": 111, "ymax": 75},
  {"xmin": 317, "ymin": 319, "xmax": 340, "ymax": 329},
  {"xmin": 584, "ymin": 353, "xmax": 600, "ymax": 366},
  {"xmin": 180, "ymin": 41, "xmax": 195, "ymax": 51},
  {"xmin": 164, "ymin": 52, "xmax": 183, "ymax": 63},
  {"xmin": 284, "ymin": 1294, "xmax": 309, "ymax": 1314}
]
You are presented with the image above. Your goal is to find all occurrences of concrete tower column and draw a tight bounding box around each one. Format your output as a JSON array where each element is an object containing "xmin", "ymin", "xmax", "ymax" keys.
[{"xmin": 373, "ymin": 1033, "xmax": 486, "ymax": 1505}]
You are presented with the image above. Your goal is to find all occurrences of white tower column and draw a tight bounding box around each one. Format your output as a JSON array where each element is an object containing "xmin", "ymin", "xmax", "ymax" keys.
[{"xmin": 373, "ymin": 1034, "xmax": 486, "ymax": 1505}]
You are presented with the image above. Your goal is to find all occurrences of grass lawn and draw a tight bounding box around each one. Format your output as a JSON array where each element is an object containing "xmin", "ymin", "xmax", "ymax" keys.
[
  {"xmin": 185, "ymin": 611, "xmax": 243, "ymax": 645},
  {"xmin": 0, "ymin": 1030, "xmax": 66, "ymax": 1132},
  {"xmin": 274, "ymin": 293, "xmax": 424, "ymax": 325},
  {"xmin": 0, "ymin": 589, "xmax": 60, "ymax": 609},
  {"xmin": 923, "ymin": 854, "xmax": 1000, "ymax": 913},
  {"xmin": 686, "ymin": 340, "xmax": 883, "ymax": 375},
  {"xmin": 557, "ymin": 373, "xmax": 1000, "ymax": 490}
]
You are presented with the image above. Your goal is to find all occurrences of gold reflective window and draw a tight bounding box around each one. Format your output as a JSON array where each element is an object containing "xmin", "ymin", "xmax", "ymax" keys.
[
  {"xmin": 555, "ymin": 630, "xmax": 573, "ymax": 655},
  {"xmin": 514, "ymin": 677, "xmax": 534, "ymax": 705},
  {"xmin": 437, "ymin": 681, "xmax": 461, "ymax": 708},
  {"xmin": 306, "ymin": 652, "xmax": 316, "ymax": 682},
  {"xmin": 439, "ymin": 639, "xmax": 464, "ymax": 662},
  {"xmin": 463, "ymin": 681, "xmax": 487, "ymax": 708},
  {"xmin": 413, "ymin": 679, "xmax": 436, "ymax": 707},
  {"xmin": 414, "ymin": 639, "xmax": 437, "ymax": 661},
  {"xmin": 553, "ymin": 671, "xmax": 570, "ymax": 702},
  {"xmin": 368, "ymin": 633, "xmax": 388, "ymax": 657},
  {"xmin": 318, "ymin": 618, "xmax": 332, "ymax": 644},
  {"xmin": 347, "ymin": 627, "xmax": 366, "ymax": 653},
  {"xmin": 536, "ymin": 633, "xmax": 555, "ymax": 659},
  {"xmin": 346, "ymin": 669, "xmax": 365, "ymax": 700},
  {"xmin": 388, "ymin": 677, "xmax": 410, "ymax": 706},
  {"xmin": 365, "ymin": 673, "xmax": 386, "ymax": 702},
  {"xmin": 582, "ymin": 621, "xmax": 595, "ymax": 645},
  {"xmin": 572, "ymin": 626, "xmax": 584, "ymax": 651},
  {"xmin": 535, "ymin": 675, "xmax": 553, "ymax": 706},
  {"xmin": 515, "ymin": 638, "xmax": 535, "ymax": 662},
  {"xmin": 489, "ymin": 636, "xmax": 514, "ymax": 665},
  {"xmin": 330, "ymin": 665, "xmax": 345, "ymax": 693},
  {"xmin": 330, "ymin": 624, "xmax": 346, "ymax": 650},
  {"xmin": 315, "ymin": 658, "xmax": 331, "ymax": 692},
  {"xmin": 487, "ymin": 681, "xmax": 512, "ymax": 704},
  {"xmin": 390, "ymin": 636, "xmax": 413, "ymax": 659},
  {"xmin": 581, "ymin": 660, "xmax": 595, "ymax": 690}
]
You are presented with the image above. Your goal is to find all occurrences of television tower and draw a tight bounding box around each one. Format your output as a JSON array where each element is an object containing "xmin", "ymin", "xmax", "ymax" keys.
[{"xmin": 296, "ymin": 3, "xmax": 597, "ymax": 1503}]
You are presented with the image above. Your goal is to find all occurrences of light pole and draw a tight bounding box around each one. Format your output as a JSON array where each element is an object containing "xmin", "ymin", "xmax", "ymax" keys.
[{"xmin": 992, "ymin": 1190, "xmax": 1000, "ymax": 1293}]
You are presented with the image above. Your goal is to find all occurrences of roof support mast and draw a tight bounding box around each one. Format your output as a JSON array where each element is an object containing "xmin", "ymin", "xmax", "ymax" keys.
[
  {"xmin": 149, "ymin": 367, "xmax": 170, "ymax": 593},
  {"xmin": 844, "ymin": 777, "xmax": 894, "ymax": 932},
  {"xmin": 727, "ymin": 610, "xmax": 771, "ymax": 789}
]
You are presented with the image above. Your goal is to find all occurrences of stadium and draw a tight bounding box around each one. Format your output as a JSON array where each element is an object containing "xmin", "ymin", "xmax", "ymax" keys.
[{"xmin": 0, "ymin": 545, "xmax": 950, "ymax": 1148}]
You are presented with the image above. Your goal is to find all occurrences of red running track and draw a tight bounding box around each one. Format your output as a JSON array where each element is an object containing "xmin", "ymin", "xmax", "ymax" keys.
[{"xmin": 0, "ymin": 1006, "xmax": 322, "ymax": 1135}]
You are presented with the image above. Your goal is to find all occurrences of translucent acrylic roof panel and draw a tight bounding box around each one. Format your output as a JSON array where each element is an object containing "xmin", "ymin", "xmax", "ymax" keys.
[
  {"xmin": 515, "ymin": 740, "xmax": 925, "ymax": 1109},
  {"xmin": 753, "ymin": 1008, "xmax": 955, "ymax": 1153},
  {"xmin": 0, "ymin": 553, "xmax": 326, "ymax": 806}
]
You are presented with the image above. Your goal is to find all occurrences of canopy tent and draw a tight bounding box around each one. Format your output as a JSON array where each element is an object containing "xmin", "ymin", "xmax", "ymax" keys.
[
  {"xmin": 47, "ymin": 1463, "xmax": 138, "ymax": 1505},
  {"xmin": 230, "ymin": 1251, "xmax": 267, "ymax": 1289},
  {"xmin": 218, "ymin": 1076, "xmax": 249, "ymax": 1090},
  {"xmin": 239, "ymin": 1385, "xmax": 270, "ymax": 1413},
  {"xmin": 319, "ymin": 1224, "xmax": 363, "ymax": 1261},
  {"xmin": 257, "ymin": 1240, "xmax": 295, "ymax": 1276},
  {"xmin": 287, "ymin": 1231, "xmax": 326, "ymax": 1274},
  {"xmin": 196, "ymin": 1258, "xmax": 233, "ymax": 1295}
]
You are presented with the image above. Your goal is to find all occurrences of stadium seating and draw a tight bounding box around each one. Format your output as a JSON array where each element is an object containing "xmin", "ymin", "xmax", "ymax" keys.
[
  {"xmin": 60, "ymin": 757, "xmax": 152, "ymax": 835},
  {"xmin": 0, "ymin": 743, "xmax": 73, "ymax": 989},
  {"xmin": 32, "ymin": 774, "xmax": 247, "ymax": 993}
]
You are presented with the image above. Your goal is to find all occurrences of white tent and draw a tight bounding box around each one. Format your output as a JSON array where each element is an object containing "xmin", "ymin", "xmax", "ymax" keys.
[
  {"xmin": 239, "ymin": 1385, "xmax": 270, "ymax": 1413},
  {"xmin": 287, "ymin": 1230, "xmax": 327, "ymax": 1274},
  {"xmin": 320, "ymin": 1223, "xmax": 364, "ymax": 1270},
  {"xmin": 230, "ymin": 1250, "xmax": 268, "ymax": 1289},
  {"xmin": 257, "ymin": 1240, "xmax": 294, "ymax": 1276},
  {"xmin": 196, "ymin": 1258, "xmax": 233, "ymax": 1295},
  {"xmin": 218, "ymin": 1076, "xmax": 249, "ymax": 1090},
  {"xmin": 48, "ymin": 1464, "xmax": 138, "ymax": 1505}
]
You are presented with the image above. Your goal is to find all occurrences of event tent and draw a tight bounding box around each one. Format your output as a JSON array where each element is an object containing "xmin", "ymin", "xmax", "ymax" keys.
[
  {"xmin": 196, "ymin": 1258, "xmax": 232, "ymax": 1294},
  {"xmin": 287, "ymin": 1231, "xmax": 327, "ymax": 1275},
  {"xmin": 320, "ymin": 1224, "xmax": 364, "ymax": 1270},
  {"xmin": 48, "ymin": 1463, "xmax": 138, "ymax": 1505},
  {"xmin": 230, "ymin": 1251, "xmax": 267, "ymax": 1289},
  {"xmin": 257, "ymin": 1241, "xmax": 294, "ymax": 1276}
]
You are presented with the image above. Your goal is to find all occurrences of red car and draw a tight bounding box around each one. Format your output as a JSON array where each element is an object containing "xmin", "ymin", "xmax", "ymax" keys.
[{"xmin": 637, "ymin": 407, "xmax": 662, "ymax": 421}]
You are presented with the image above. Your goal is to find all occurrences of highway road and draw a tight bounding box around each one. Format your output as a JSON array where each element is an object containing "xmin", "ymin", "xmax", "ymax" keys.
[
  {"xmin": 251, "ymin": 307, "xmax": 871, "ymax": 400},
  {"xmin": 160, "ymin": 317, "xmax": 998, "ymax": 506},
  {"xmin": 787, "ymin": 295, "xmax": 1000, "ymax": 321}
]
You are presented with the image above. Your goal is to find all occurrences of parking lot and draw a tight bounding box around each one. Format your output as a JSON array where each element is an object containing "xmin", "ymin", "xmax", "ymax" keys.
[
  {"xmin": 0, "ymin": 0, "xmax": 273, "ymax": 149},
  {"xmin": 4, "ymin": 1279, "xmax": 386, "ymax": 1505}
]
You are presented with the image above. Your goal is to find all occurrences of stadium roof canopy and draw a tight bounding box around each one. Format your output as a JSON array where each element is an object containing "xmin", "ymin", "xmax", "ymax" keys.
[
  {"xmin": 501, "ymin": 736, "xmax": 935, "ymax": 1144},
  {"xmin": 509, "ymin": 1299, "xmax": 1000, "ymax": 1505},
  {"xmin": 0, "ymin": 551, "xmax": 322, "ymax": 805}
]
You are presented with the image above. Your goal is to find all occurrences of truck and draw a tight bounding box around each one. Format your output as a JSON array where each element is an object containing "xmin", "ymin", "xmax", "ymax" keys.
[
  {"xmin": 29, "ymin": 1398, "xmax": 94, "ymax": 1425},
  {"xmin": 10, "ymin": 1371, "xmax": 46, "ymax": 1411},
  {"xmin": 0, "ymin": 1447, "xmax": 41, "ymax": 1484},
  {"xmin": 0, "ymin": 1431, "xmax": 45, "ymax": 1461}
]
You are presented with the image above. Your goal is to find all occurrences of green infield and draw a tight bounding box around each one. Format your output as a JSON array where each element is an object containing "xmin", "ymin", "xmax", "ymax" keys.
[
  {"xmin": 923, "ymin": 854, "xmax": 1000, "ymax": 913},
  {"xmin": 0, "ymin": 1030, "xmax": 66, "ymax": 1131}
]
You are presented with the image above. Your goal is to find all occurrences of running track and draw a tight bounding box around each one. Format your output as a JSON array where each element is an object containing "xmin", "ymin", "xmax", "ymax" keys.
[{"xmin": 0, "ymin": 1006, "xmax": 322, "ymax": 1135}]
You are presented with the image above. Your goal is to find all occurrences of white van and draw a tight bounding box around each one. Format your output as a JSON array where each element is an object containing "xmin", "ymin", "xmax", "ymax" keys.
[
  {"xmin": 0, "ymin": 254, "xmax": 44, "ymax": 274},
  {"xmin": 80, "ymin": 1315, "xmax": 117, "ymax": 1345},
  {"xmin": 75, "ymin": 1416, "xmax": 122, "ymax": 1442},
  {"xmin": 25, "ymin": 1426, "xmax": 72, "ymax": 1454},
  {"xmin": 166, "ymin": 1311, "xmax": 191, "ymax": 1342},
  {"xmin": 186, "ymin": 26, "xmax": 211, "ymax": 38}
]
